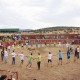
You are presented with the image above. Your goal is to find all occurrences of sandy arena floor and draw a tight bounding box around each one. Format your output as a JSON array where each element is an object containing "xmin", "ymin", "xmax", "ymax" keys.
[{"xmin": 0, "ymin": 44, "xmax": 80, "ymax": 80}]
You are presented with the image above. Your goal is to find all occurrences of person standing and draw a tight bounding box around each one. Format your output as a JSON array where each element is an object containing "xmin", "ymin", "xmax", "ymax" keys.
[
  {"xmin": 40, "ymin": 41, "xmax": 42, "ymax": 47},
  {"xmin": 37, "ymin": 53, "xmax": 41, "ymax": 70},
  {"xmin": 66, "ymin": 42, "xmax": 70, "ymax": 51},
  {"xmin": 35, "ymin": 39, "xmax": 38, "ymax": 48},
  {"xmin": 7, "ymin": 45, "xmax": 11, "ymax": 53},
  {"xmin": 58, "ymin": 50, "xmax": 63, "ymax": 65},
  {"xmin": 14, "ymin": 41, "xmax": 16, "ymax": 46},
  {"xmin": 11, "ymin": 50, "xmax": 17, "ymax": 65},
  {"xmin": 30, "ymin": 42, "xmax": 33, "ymax": 47},
  {"xmin": 58, "ymin": 42, "xmax": 62, "ymax": 47},
  {"xmin": 70, "ymin": 44, "xmax": 74, "ymax": 54},
  {"xmin": 77, "ymin": 46, "xmax": 80, "ymax": 59},
  {"xmin": 53, "ymin": 42, "xmax": 56, "ymax": 47},
  {"xmin": 26, "ymin": 53, "xmax": 33, "ymax": 69},
  {"xmin": 21, "ymin": 43, "xmax": 24, "ymax": 49},
  {"xmin": 26, "ymin": 42, "xmax": 28, "ymax": 48},
  {"xmin": 1, "ymin": 49, "xmax": 4, "ymax": 61},
  {"xmin": 67, "ymin": 49, "xmax": 71, "ymax": 63},
  {"xmin": 18, "ymin": 52, "xmax": 24, "ymax": 65},
  {"xmin": 47, "ymin": 52, "xmax": 52, "ymax": 67},
  {"xmin": 4, "ymin": 49, "xmax": 8, "ymax": 63},
  {"xmin": 74, "ymin": 48, "xmax": 78, "ymax": 62},
  {"xmin": 44, "ymin": 41, "xmax": 47, "ymax": 46},
  {"xmin": 12, "ymin": 44, "xmax": 15, "ymax": 50},
  {"xmin": 17, "ymin": 44, "xmax": 20, "ymax": 49}
]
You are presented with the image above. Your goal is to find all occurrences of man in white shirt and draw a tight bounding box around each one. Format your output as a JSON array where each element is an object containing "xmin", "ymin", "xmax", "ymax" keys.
[
  {"xmin": 47, "ymin": 52, "xmax": 52, "ymax": 67},
  {"xmin": 18, "ymin": 52, "xmax": 24, "ymax": 65},
  {"xmin": 11, "ymin": 50, "xmax": 17, "ymax": 65},
  {"xmin": 4, "ymin": 49, "xmax": 8, "ymax": 63}
]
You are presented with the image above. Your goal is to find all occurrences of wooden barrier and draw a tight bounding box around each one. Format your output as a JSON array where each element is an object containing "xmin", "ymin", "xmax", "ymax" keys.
[
  {"xmin": 29, "ymin": 39, "xmax": 80, "ymax": 44},
  {"xmin": 0, "ymin": 40, "xmax": 25, "ymax": 49},
  {"xmin": 0, "ymin": 38, "xmax": 80, "ymax": 49}
]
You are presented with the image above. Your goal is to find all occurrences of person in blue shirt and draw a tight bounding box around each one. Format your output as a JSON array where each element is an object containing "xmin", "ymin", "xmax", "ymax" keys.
[
  {"xmin": 58, "ymin": 50, "xmax": 63, "ymax": 65},
  {"xmin": 67, "ymin": 49, "xmax": 71, "ymax": 63}
]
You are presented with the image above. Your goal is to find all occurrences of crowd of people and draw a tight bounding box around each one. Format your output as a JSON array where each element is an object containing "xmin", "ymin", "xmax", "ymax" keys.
[
  {"xmin": 0, "ymin": 42, "xmax": 80, "ymax": 69},
  {"xmin": 0, "ymin": 42, "xmax": 80, "ymax": 80}
]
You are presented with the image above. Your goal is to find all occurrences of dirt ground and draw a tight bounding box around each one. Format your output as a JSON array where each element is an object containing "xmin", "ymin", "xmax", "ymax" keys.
[{"xmin": 0, "ymin": 44, "xmax": 80, "ymax": 80}]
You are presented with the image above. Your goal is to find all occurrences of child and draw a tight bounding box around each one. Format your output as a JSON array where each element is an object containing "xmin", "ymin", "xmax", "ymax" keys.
[
  {"xmin": 18, "ymin": 52, "xmax": 24, "ymax": 65},
  {"xmin": 47, "ymin": 52, "xmax": 52, "ymax": 67},
  {"xmin": 67, "ymin": 49, "xmax": 71, "ymax": 63},
  {"xmin": 74, "ymin": 48, "xmax": 78, "ymax": 62},
  {"xmin": 26, "ymin": 53, "xmax": 33, "ymax": 69},
  {"xmin": 1, "ymin": 49, "xmax": 4, "ymax": 61},
  {"xmin": 4, "ymin": 49, "xmax": 8, "ymax": 63},
  {"xmin": 58, "ymin": 50, "xmax": 63, "ymax": 65},
  {"xmin": 77, "ymin": 46, "xmax": 80, "ymax": 59},
  {"xmin": 37, "ymin": 53, "xmax": 41, "ymax": 70},
  {"xmin": 11, "ymin": 50, "xmax": 17, "ymax": 65}
]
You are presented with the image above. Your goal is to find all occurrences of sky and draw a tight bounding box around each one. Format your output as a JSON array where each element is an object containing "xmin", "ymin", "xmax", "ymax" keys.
[{"xmin": 0, "ymin": 0, "xmax": 80, "ymax": 30}]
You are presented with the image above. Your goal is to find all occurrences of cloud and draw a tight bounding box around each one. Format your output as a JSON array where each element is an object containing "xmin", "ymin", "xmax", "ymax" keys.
[{"xmin": 0, "ymin": 0, "xmax": 80, "ymax": 29}]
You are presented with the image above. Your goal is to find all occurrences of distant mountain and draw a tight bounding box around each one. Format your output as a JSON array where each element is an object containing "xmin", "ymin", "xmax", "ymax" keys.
[
  {"xmin": 33, "ymin": 26, "xmax": 80, "ymax": 31},
  {"xmin": 19, "ymin": 26, "xmax": 80, "ymax": 33},
  {"xmin": 19, "ymin": 29, "xmax": 32, "ymax": 32},
  {"xmin": 31, "ymin": 26, "xmax": 80, "ymax": 33}
]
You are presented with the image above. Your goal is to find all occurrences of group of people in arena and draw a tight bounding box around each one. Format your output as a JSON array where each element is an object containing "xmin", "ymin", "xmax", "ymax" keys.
[
  {"xmin": 0, "ymin": 41, "xmax": 80, "ymax": 80},
  {"xmin": 0, "ymin": 42, "xmax": 80, "ymax": 70}
]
